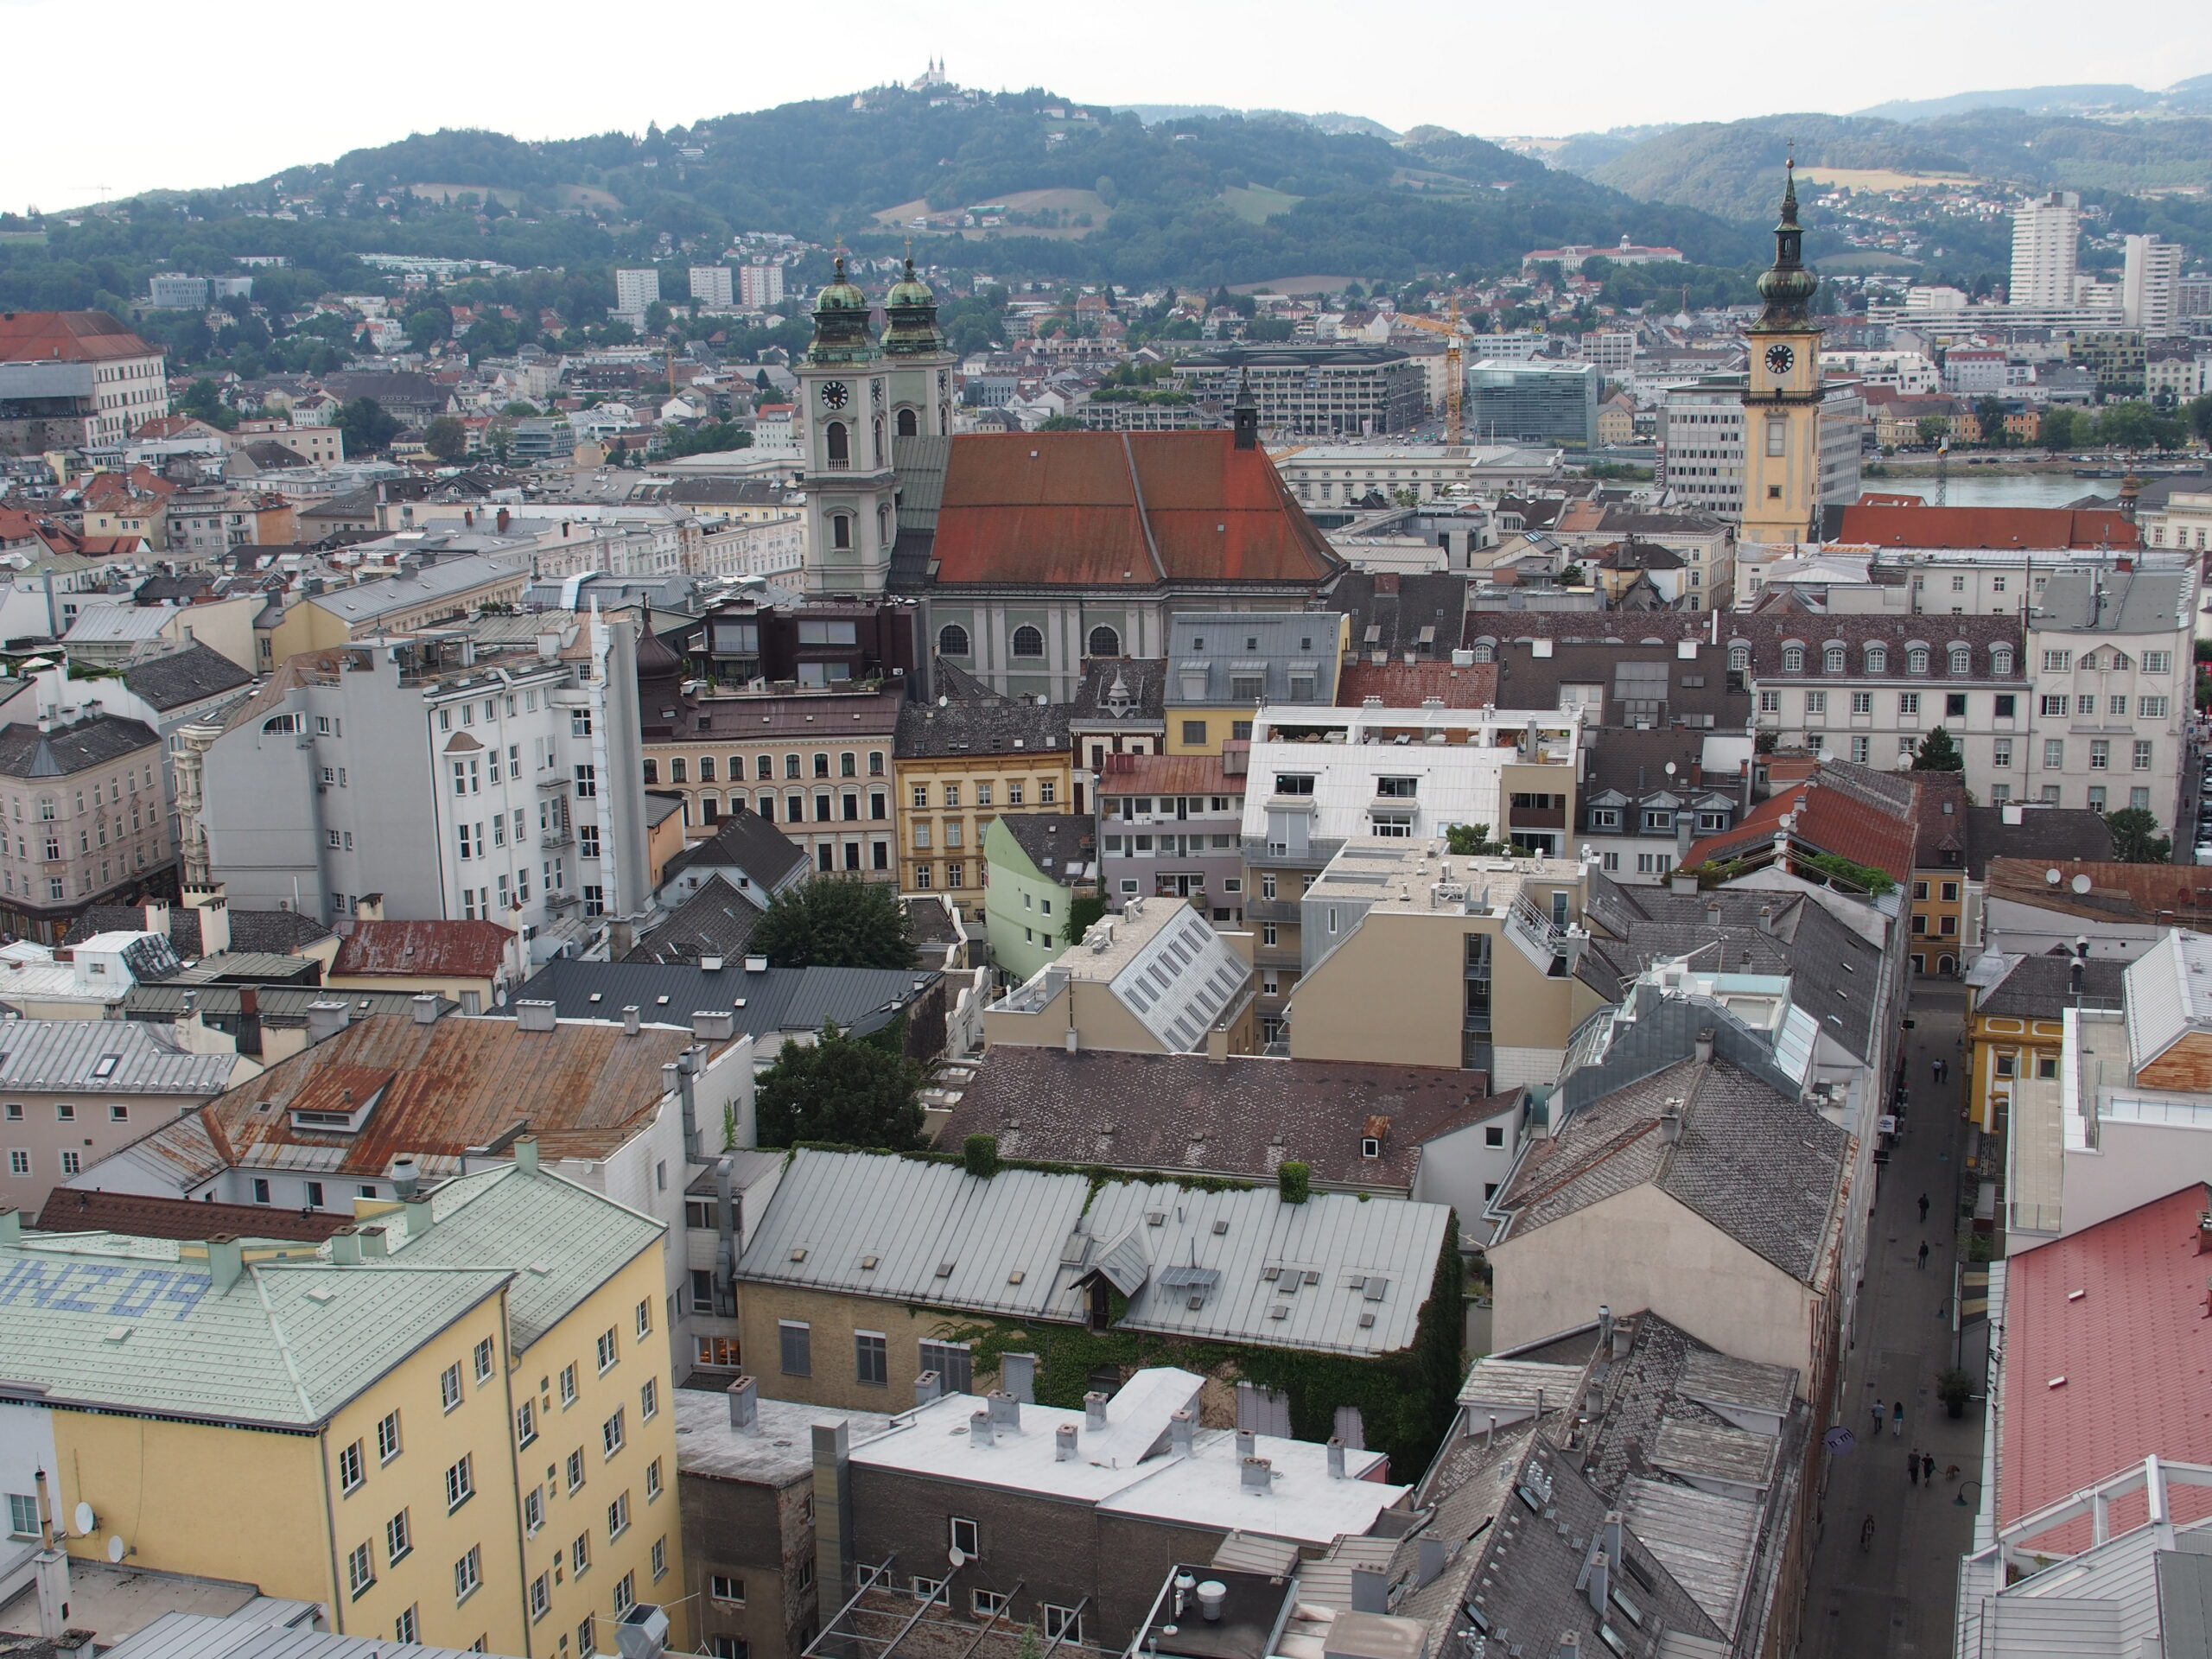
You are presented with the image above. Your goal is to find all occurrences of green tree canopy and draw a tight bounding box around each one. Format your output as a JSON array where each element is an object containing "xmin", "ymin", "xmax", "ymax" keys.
[
  {"xmin": 1060, "ymin": 894, "xmax": 1106, "ymax": 945},
  {"xmin": 750, "ymin": 876, "xmax": 917, "ymax": 969},
  {"xmin": 1912, "ymin": 726, "xmax": 1965, "ymax": 772},
  {"xmin": 2104, "ymin": 806, "xmax": 2171, "ymax": 864},
  {"xmin": 755, "ymin": 1020, "xmax": 926, "ymax": 1150},
  {"xmin": 422, "ymin": 416, "xmax": 469, "ymax": 461},
  {"xmin": 336, "ymin": 397, "xmax": 402, "ymax": 455}
]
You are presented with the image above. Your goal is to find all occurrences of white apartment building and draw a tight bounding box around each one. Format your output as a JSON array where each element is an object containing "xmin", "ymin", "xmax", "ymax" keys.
[
  {"xmin": 2123, "ymin": 234, "xmax": 2186, "ymax": 335},
  {"xmin": 2011, "ymin": 191, "xmax": 2082, "ymax": 307},
  {"xmin": 739, "ymin": 262, "xmax": 785, "ymax": 308},
  {"xmin": 1270, "ymin": 442, "xmax": 1559, "ymax": 505},
  {"xmin": 690, "ymin": 265, "xmax": 734, "ymax": 308},
  {"xmin": 698, "ymin": 514, "xmax": 805, "ymax": 581},
  {"xmin": 1827, "ymin": 349, "xmax": 1940, "ymax": 394},
  {"xmin": 185, "ymin": 617, "xmax": 650, "ymax": 953},
  {"xmin": 1660, "ymin": 378, "xmax": 1864, "ymax": 521},
  {"xmin": 2024, "ymin": 571, "xmax": 2195, "ymax": 826},
  {"xmin": 2142, "ymin": 486, "xmax": 2212, "ymax": 558},
  {"xmin": 614, "ymin": 267, "xmax": 663, "ymax": 314}
]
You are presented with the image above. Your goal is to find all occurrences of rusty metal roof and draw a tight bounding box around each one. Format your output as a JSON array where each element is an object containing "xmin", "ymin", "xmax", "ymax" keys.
[
  {"xmin": 928, "ymin": 431, "xmax": 1338, "ymax": 588},
  {"xmin": 330, "ymin": 918, "xmax": 515, "ymax": 980}
]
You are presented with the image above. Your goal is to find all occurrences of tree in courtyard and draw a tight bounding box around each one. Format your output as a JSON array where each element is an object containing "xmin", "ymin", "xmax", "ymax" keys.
[
  {"xmin": 2104, "ymin": 807, "xmax": 2171, "ymax": 865},
  {"xmin": 1060, "ymin": 894, "xmax": 1105, "ymax": 945},
  {"xmin": 336, "ymin": 397, "xmax": 402, "ymax": 456},
  {"xmin": 423, "ymin": 416, "xmax": 469, "ymax": 462},
  {"xmin": 755, "ymin": 1020, "xmax": 926, "ymax": 1150},
  {"xmin": 750, "ymin": 876, "xmax": 917, "ymax": 969},
  {"xmin": 1912, "ymin": 727, "xmax": 1965, "ymax": 772}
]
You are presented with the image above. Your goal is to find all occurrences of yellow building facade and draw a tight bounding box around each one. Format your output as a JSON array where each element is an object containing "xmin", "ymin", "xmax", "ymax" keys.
[{"xmin": 893, "ymin": 702, "xmax": 1074, "ymax": 920}]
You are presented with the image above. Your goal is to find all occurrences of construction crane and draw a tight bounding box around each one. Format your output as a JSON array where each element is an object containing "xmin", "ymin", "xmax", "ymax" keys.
[{"xmin": 1395, "ymin": 295, "xmax": 1467, "ymax": 443}]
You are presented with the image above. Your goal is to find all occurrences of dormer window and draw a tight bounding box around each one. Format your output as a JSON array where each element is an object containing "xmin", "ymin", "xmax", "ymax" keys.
[
  {"xmin": 1727, "ymin": 644, "xmax": 1750, "ymax": 672},
  {"xmin": 1823, "ymin": 645, "xmax": 1845, "ymax": 674},
  {"xmin": 1865, "ymin": 645, "xmax": 1888, "ymax": 675},
  {"xmin": 1949, "ymin": 645, "xmax": 1972, "ymax": 676},
  {"xmin": 1781, "ymin": 645, "xmax": 1805, "ymax": 673},
  {"xmin": 1907, "ymin": 645, "xmax": 1929, "ymax": 675}
]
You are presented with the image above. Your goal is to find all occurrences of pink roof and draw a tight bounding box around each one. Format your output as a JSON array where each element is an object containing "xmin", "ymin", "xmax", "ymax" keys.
[{"xmin": 2000, "ymin": 1183, "xmax": 2212, "ymax": 1551}]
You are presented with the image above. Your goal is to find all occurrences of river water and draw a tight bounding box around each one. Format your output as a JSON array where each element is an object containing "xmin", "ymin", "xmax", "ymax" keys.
[{"xmin": 1863, "ymin": 470, "xmax": 2118, "ymax": 509}]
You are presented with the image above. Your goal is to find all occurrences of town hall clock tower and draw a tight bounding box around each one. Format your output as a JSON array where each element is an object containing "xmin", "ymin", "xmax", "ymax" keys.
[
  {"xmin": 797, "ymin": 254, "xmax": 898, "ymax": 595},
  {"xmin": 1738, "ymin": 160, "xmax": 1825, "ymax": 547}
]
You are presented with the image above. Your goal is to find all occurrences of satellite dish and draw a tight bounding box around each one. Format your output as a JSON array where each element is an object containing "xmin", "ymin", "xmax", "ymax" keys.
[
  {"xmin": 947, "ymin": 1545, "xmax": 967, "ymax": 1568},
  {"xmin": 1663, "ymin": 761, "xmax": 1676, "ymax": 778},
  {"xmin": 73, "ymin": 1502, "xmax": 95, "ymax": 1536},
  {"xmin": 2046, "ymin": 868, "xmax": 2063, "ymax": 887},
  {"xmin": 106, "ymin": 1535, "xmax": 127, "ymax": 1564},
  {"xmin": 2072, "ymin": 874, "xmax": 2094, "ymax": 895}
]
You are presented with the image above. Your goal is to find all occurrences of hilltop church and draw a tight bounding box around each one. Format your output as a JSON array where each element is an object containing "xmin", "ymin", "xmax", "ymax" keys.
[{"xmin": 793, "ymin": 257, "xmax": 1343, "ymax": 702}]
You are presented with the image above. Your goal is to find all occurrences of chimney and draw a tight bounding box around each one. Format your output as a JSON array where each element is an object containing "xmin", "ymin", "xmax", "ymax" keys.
[
  {"xmin": 1675, "ymin": 810, "xmax": 1695, "ymax": 861},
  {"xmin": 412, "ymin": 993, "xmax": 439, "ymax": 1025},
  {"xmin": 1327, "ymin": 1437, "xmax": 1347, "ymax": 1479},
  {"xmin": 913, "ymin": 1370, "xmax": 943, "ymax": 1408},
  {"xmin": 1611, "ymin": 1318, "xmax": 1630, "ymax": 1361},
  {"xmin": 744, "ymin": 955, "xmax": 769, "ymax": 974},
  {"xmin": 305, "ymin": 1000, "xmax": 351, "ymax": 1044},
  {"xmin": 237, "ymin": 984, "xmax": 262, "ymax": 1057},
  {"xmin": 1586, "ymin": 1551, "xmax": 1611, "ymax": 1617},
  {"xmin": 1417, "ymin": 1536, "xmax": 1446, "ymax": 1587},
  {"xmin": 1556, "ymin": 1634, "xmax": 1581, "ymax": 1657},
  {"xmin": 1000, "ymin": 1352, "xmax": 1037, "ymax": 1404},
  {"xmin": 206, "ymin": 1234, "xmax": 245, "ymax": 1292},
  {"xmin": 691, "ymin": 1009, "xmax": 736, "ymax": 1041},
  {"xmin": 727, "ymin": 1376, "xmax": 759, "ymax": 1433},
  {"xmin": 988, "ymin": 1391, "xmax": 1021, "ymax": 1435},
  {"xmin": 516, "ymin": 999, "xmax": 557, "ymax": 1032},
  {"xmin": 1349, "ymin": 1566, "xmax": 1388, "ymax": 1614},
  {"xmin": 1235, "ymin": 1427, "xmax": 1255, "ymax": 1461},
  {"xmin": 1758, "ymin": 904, "xmax": 1777, "ymax": 934},
  {"xmin": 2197, "ymin": 1213, "xmax": 2212, "ymax": 1257},
  {"xmin": 330, "ymin": 1226, "xmax": 361, "ymax": 1266},
  {"xmin": 676, "ymin": 1050, "xmax": 702, "ymax": 1162},
  {"xmin": 1658, "ymin": 1110, "xmax": 1683, "ymax": 1146},
  {"xmin": 1239, "ymin": 1456, "xmax": 1273, "ymax": 1493},
  {"xmin": 1054, "ymin": 1423, "xmax": 1078, "ymax": 1461},
  {"xmin": 1170, "ymin": 1409, "xmax": 1196, "ymax": 1457},
  {"xmin": 701, "ymin": 956, "xmax": 725, "ymax": 974},
  {"xmin": 1597, "ymin": 1305, "xmax": 1614, "ymax": 1353},
  {"xmin": 1603, "ymin": 1512, "xmax": 1624, "ymax": 1570},
  {"xmin": 359, "ymin": 1226, "xmax": 389, "ymax": 1258},
  {"xmin": 404, "ymin": 1191, "xmax": 435, "ymax": 1238},
  {"xmin": 1694, "ymin": 1028, "xmax": 1715, "ymax": 1065},
  {"xmin": 969, "ymin": 1408, "xmax": 995, "ymax": 1448},
  {"xmin": 1084, "ymin": 1391, "xmax": 1109, "ymax": 1431},
  {"xmin": 812, "ymin": 1421, "xmax": 853, "ymax": 1605},
  {"xmin": 2002, "ymin": 802, "xmax": 2024, "ymax": 826},
  {"xmin": 391, "ymin": 1155, "xmax": 420, "ymax": 1198},
  {"xmin": 514, "ymin": 1134, "xmax": 540, "ymax": 1179},
  {"xmin": 607, "ymin": 918, "xmax": 636, "ymax": 958},
  {"xmin": 623, "ymin": 1005, "xmax": 642, "ymax": 1036},
  {"xmin": 496, "ymin": 507, "xmax": 511, "ymax": 533}
]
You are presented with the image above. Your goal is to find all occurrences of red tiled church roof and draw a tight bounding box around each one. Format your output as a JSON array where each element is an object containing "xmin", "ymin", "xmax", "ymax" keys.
[{"xmin": 1834, "ymin": 503, "xmax": 2137, "ymax": 550}]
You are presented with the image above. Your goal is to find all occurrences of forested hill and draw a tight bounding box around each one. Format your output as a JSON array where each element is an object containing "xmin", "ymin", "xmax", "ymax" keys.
[{"xmin": 0, "ymin": 87, "xmax": 1764, "ymax": 312}]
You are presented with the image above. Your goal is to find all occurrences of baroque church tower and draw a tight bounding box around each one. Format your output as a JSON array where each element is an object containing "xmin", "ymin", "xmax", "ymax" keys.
[
  {"xmin": 880, "ymin": 256, "xmax": 956, "ymax": 440},
  {"xmin": 1737, "ymin": 159, "xmax": 1826, "ymax": 547},
  {"xmin": 795, "ymin": 254, "xmax": 898, "ymax": 595}
]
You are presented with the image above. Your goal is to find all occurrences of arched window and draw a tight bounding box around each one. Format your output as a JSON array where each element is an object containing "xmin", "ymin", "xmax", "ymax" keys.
[
  {"xmin": 698, "ymin": 755, "xmax": 716, "ymax": 783},
  {"xmin": 670, "ymin": 757, "xmax": 688, "ymax": 783},
  {"xmin": 877, "ymin": 501, "xmax": 891, "ymax": 547},
  {"xmin": 642, "ymin": 759, "xmax": 658, "ymax": 785},
  {"xmin": 1782, "ymin": 644, "xmax": 1805, "ymax": 673},
  {"xmin": 897, "ymin": 407, "xmax": 918, "ymax": 437},
  {"xmin": 841, "ymin": 753, "xmax": 856, "ymax": 778},
  {"xmin": 262, "ymin": 712, "xmax": 304, "ymax": 735},
  {"xmin": 869, "ymin": 752, "xmax": 885, "ymax": 775},
  {"xmin": 1011, "ymin": 625, "xmax": 1045, "ymax": 658},
  {"xmin": 1992, "ymin": 646, "xmax": 2014, "ymax": 677},
  {"xmin": 1865, "ymin": 645, "xmax": 1887, "ymax": 675},
  {"xmin": 1823, "ymin": 644, "xmax": 1846, "ymax": 674},
  {"xmin": 1469, "ymin": 642, "xmax": 1495, "ymax": 663},
  {"xmin": 814, "ymin": 753, "xmax": 830, "ymax": 778},
  {"xmin": 785, "ymin": 754, "xmax": 801, "ymax": 779},
  {"xmin": 938, "ymin": 623, "xmax": 971, "ymax": 657},
  {"xmin": 756, "ymin": 755, "xmax": 773, "ymax": 780},
  {"xmin": 1949, "ymin": 645, "xmax": 1972, "ymax": 676},
  {"xmin": 824, "ymin": 421, "xmax": 849, "ymax": 466},
  {"xmin": 2111, "ymin": 651, "xmax": 2133, "ymax": 670},
  {"xmin": 729, "ymin": 757, "xmax": 744, "ymax": 782},
  {"xmin": 701, "ymin": 798, "xmax": 719, "ymax": 823},
  {"xmin": 1728, "ymin": 644, "xmax": 1750, "ymax": 671},
  {"xmin": 1907, "ymin": 645, "xmax": 1929, "ymax": 675},
  {"xmin": 872, "ymin": 417, "xmax": 884, "ymax": 463},
  {"xmin": 1088, "ymin": 625, "xmax": 1121, "ymax": 658},
  {"xmin": 830, "ymin": 514, "xmax": 852, "ymax": 550},
  {"xmin": 2079, "ymin": 651, "xmax": 2100, "ymax": 671}
]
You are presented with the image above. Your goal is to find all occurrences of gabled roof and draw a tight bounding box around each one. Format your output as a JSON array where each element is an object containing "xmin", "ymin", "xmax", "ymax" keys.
[
  {"xmin": 0, "ymin": 709, "xmax": 160, "ymax": 779},
  {"xmin": 1961, "ymin": 805, "xmax": 2114, "ymax": 878},
  {"xmin": 1833, "ymin": 502, "xmax": 2138, "ymax": 550},
  {"xmin": 0, "ymin": 1019, "xmax": 235, "ymax": 1095},
  {"xmin": 626, "ymin": 874, "xmax": 762, "ymax": 965},
  {"xmin": 1982, "ymin": 858, "xmax": 2212, "ymax": 932},
  {"xmin": 993, "ymin": 811, "xmax": 1092, "ymax": 881},
  {"xmin": 514, "ymin": 958, "xmax": 937, "ymax": 1045},
  {"xmin": 330, "ymin": 918, "xmax": 515, "ymax": 981},
  {"xmin": 2124, "ymin": 931, "xmax": 2212, "ymax": 1074},
  {"xmin": 122, "ymin": 644, "xmax": 254, "ymax": 711},
  {"xmin": 2035, "ymin": 570, "xmax": 2193, "ymax": 636},
  {"xmin": 658, "ymin": 806, "xmax": 810, "ymax": 891},
  {"xmin": 1684, "ymin": 762, "xmax": 1917, "ymax": 885},
  {"xmin": 1496, "ymin": 1057, "xmax": 1847, "ymax": 1285},
  {"xmin": 1974, "ymin": 951, "xmax": 2126, "ymax": 1019},
  {"xmin": 924, "ymin": 430, "xmax": 1338, "ymax": 588},
  {"xmin": 1067, "ymin": 656, "xmax": 1166, "ymax": 723},
  {"xmin": 895, "ymin": 693, "xmax": 1071, "ymax": 759},
  {"xmin": 0, "ymin": 309, "xmax": 159, "ymax": 364}
]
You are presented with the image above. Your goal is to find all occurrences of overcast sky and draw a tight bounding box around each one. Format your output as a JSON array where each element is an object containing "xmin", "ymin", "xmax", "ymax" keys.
[{"xmin": 10, "ymin": 0, "xmax": 2211, "ymax": 212}]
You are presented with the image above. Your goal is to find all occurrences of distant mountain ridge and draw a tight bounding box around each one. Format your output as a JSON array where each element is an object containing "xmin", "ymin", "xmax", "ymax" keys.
[
  {"xmin": 1115, "ymin": 105, "xmax": 1400, "ymax": 140},
  {"xmin": 1853, "ymin": 79, "xmax": 2212, "ymax": 121}
]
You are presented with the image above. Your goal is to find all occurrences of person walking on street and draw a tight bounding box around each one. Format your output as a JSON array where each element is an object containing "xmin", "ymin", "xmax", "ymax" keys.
[
  {"xmin": 1933, "ymin": 1057, "xmax": 1947, "ymax": 1084},
  {"xmin": 1919, "ymin": 1192, "xmax": 1930, "ymax": 1223},
  {"xmin": 1871, "ymin": 1397, "xmax": 1885, "ymax": 1436},
  {"xmin": 1918, "ymin": 1241, "xmax": 1931, "ymax": 1270},
  {"xmin": 1923, "ymin": 1451, "xmax": 1936, "ymax": 1484},
  {"xmin": 1893, "ymin": 1401, "xmax": 1905, "ymax": 1437},
  {"xmin": 1908, "ymin": 1446, "xmax": 1921, "ymax": 1486}
]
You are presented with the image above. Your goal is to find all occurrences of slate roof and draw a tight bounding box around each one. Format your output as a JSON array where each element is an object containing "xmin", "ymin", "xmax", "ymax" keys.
[
  {"xmin": 938, "ymin": 1047, "xmax": 1516, "ymax": 1191},
  {"xmin": 994, "ymin": 812, "xmax": 1092, "ymax": 880},
  {"xmin": 1909, "ymin": 771, "xmax": 1970, "ymax": 868},
  {"xmin": 514, "ymin": 958, "xmax": 938, "ymax": 1045},
  {"xmin": 921, "ymin": 430, "xmax": 1338, "ymax": 589},
  {"xmin": 625, "ymin": 875, "xmax": 761, "ymax": 965},
  {"xmin": 1329, "ymin": 570, "xmax": 1469, "ymax": 661},
  {"xmin": 121, "ymin": 644, "xmax": 254, "ymax": 711},
  {"xmin": 1974, "ymin": 952, "xmax": 2126, "ymax": 1018},
  {"xmin": 0, "ymin": 710, "xmax": 159, "ymax": 779},
  {"xmin": 1490, "ymin": 638, "xmax": 1751, "ymax": 731},
  {"xmin": 658, "ymin": 806, "xmax": 810, "ymax": 890},
  {"xmin": 82, "ymin": 903, "xmax": 338, "ymax": 959},
  {"xmin": 645, "ymin": 684, "xmax": 905, "ymax": 743},
  {"xmin": 1068, "ymin": 657, "xmax": 1166, "ymax": 724},
  {"xmin": 229, "ymin": 909, "xmax": 339, "ymax": 954},
  {"xmin": 1496, "ymin": 1057, "xmax": 1847, "ymax": 1286},
  {"xmin": 1961, "ymin": 805, "xmax": 2114, "ymax": 879},
  {"xmin": 895, "ymin": 693, "xmax": 1071, "ymax": 759},
  {"xmin": 1578, "ymin": 874, "xmax": 1887, "ymax": 1061},
  {"xmin": 329, "ymin": 919, "xmax": 514, "ymax": 980}
]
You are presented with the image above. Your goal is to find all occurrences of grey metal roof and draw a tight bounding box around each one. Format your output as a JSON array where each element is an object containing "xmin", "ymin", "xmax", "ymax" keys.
[
  {"xmin": 305, "ymin": 554, "xmax": 518, "ymax": 625},
  {"xmin": 2159, "ymin": 1549, "xmax": 2212, "ymax": 1659},
  {"xmin": 514, "ymin": 958, "xmax": 938, "ymax": 1044},
  {"xmin": 626, "ymin": 874, "xmax": 762, "ymax": 965},
  {"xmin": 0, "ymin": 1019, "xmax": 237, "ymax": 1095},
  {"xmin": 2036, "ymin": 570, "xmax": 2193, "ymax": 636},
  {"xmin": 0, "ymin": 710, "xmax": 159, "ymax": 779},
  {"xmin": 121, "ymin": 985, "xmax": 446, "ymax": 1024},
  {"xmin": 102, "ymin": 1608, "xmax": 489, "ymax": 1659}
]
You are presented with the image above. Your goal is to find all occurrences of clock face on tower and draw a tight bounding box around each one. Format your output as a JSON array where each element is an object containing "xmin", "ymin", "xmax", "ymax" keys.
[
  {"xmin": 1764, "ymin": 344, "xmax": 1796, "ymax": 376},
  {"xmin": 819, "ymin": 381, "xmax": 849, "ymax": 410}
]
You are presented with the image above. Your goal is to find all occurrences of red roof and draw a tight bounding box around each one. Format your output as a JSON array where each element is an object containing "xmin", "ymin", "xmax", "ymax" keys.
[
  {"xmin": 0, "ymin": 309, "xmax": 160, "ymax": 364},
  {"xmin": 930, "ymin": 431, "xmax": 1338, "ymax": 588},
  {"xmin": 2000, "ymin": 1184, "xmax": 2212, "ymax": 1550},
  {"xmin": 35, "ymin": 1187, "xmax": 354, "ymax": 1243},
  {"xmin": 1337, "ymin": 660, "xmax": 1500, "ymax": 709},
  {"xmin": 331, "ymin": 918, "xmax": 515, "ymax": 980},
  {"xmin": 1685, "ymin": 770, "xmax": 1916, "ymax": 882},
  {"xmin": 1834, "ymin": 502, "xmax": 2138, "ymax": 550},
  {"xmin": 1096, "ymin": 749, "xmax": 1235, "ymax": 795}
]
